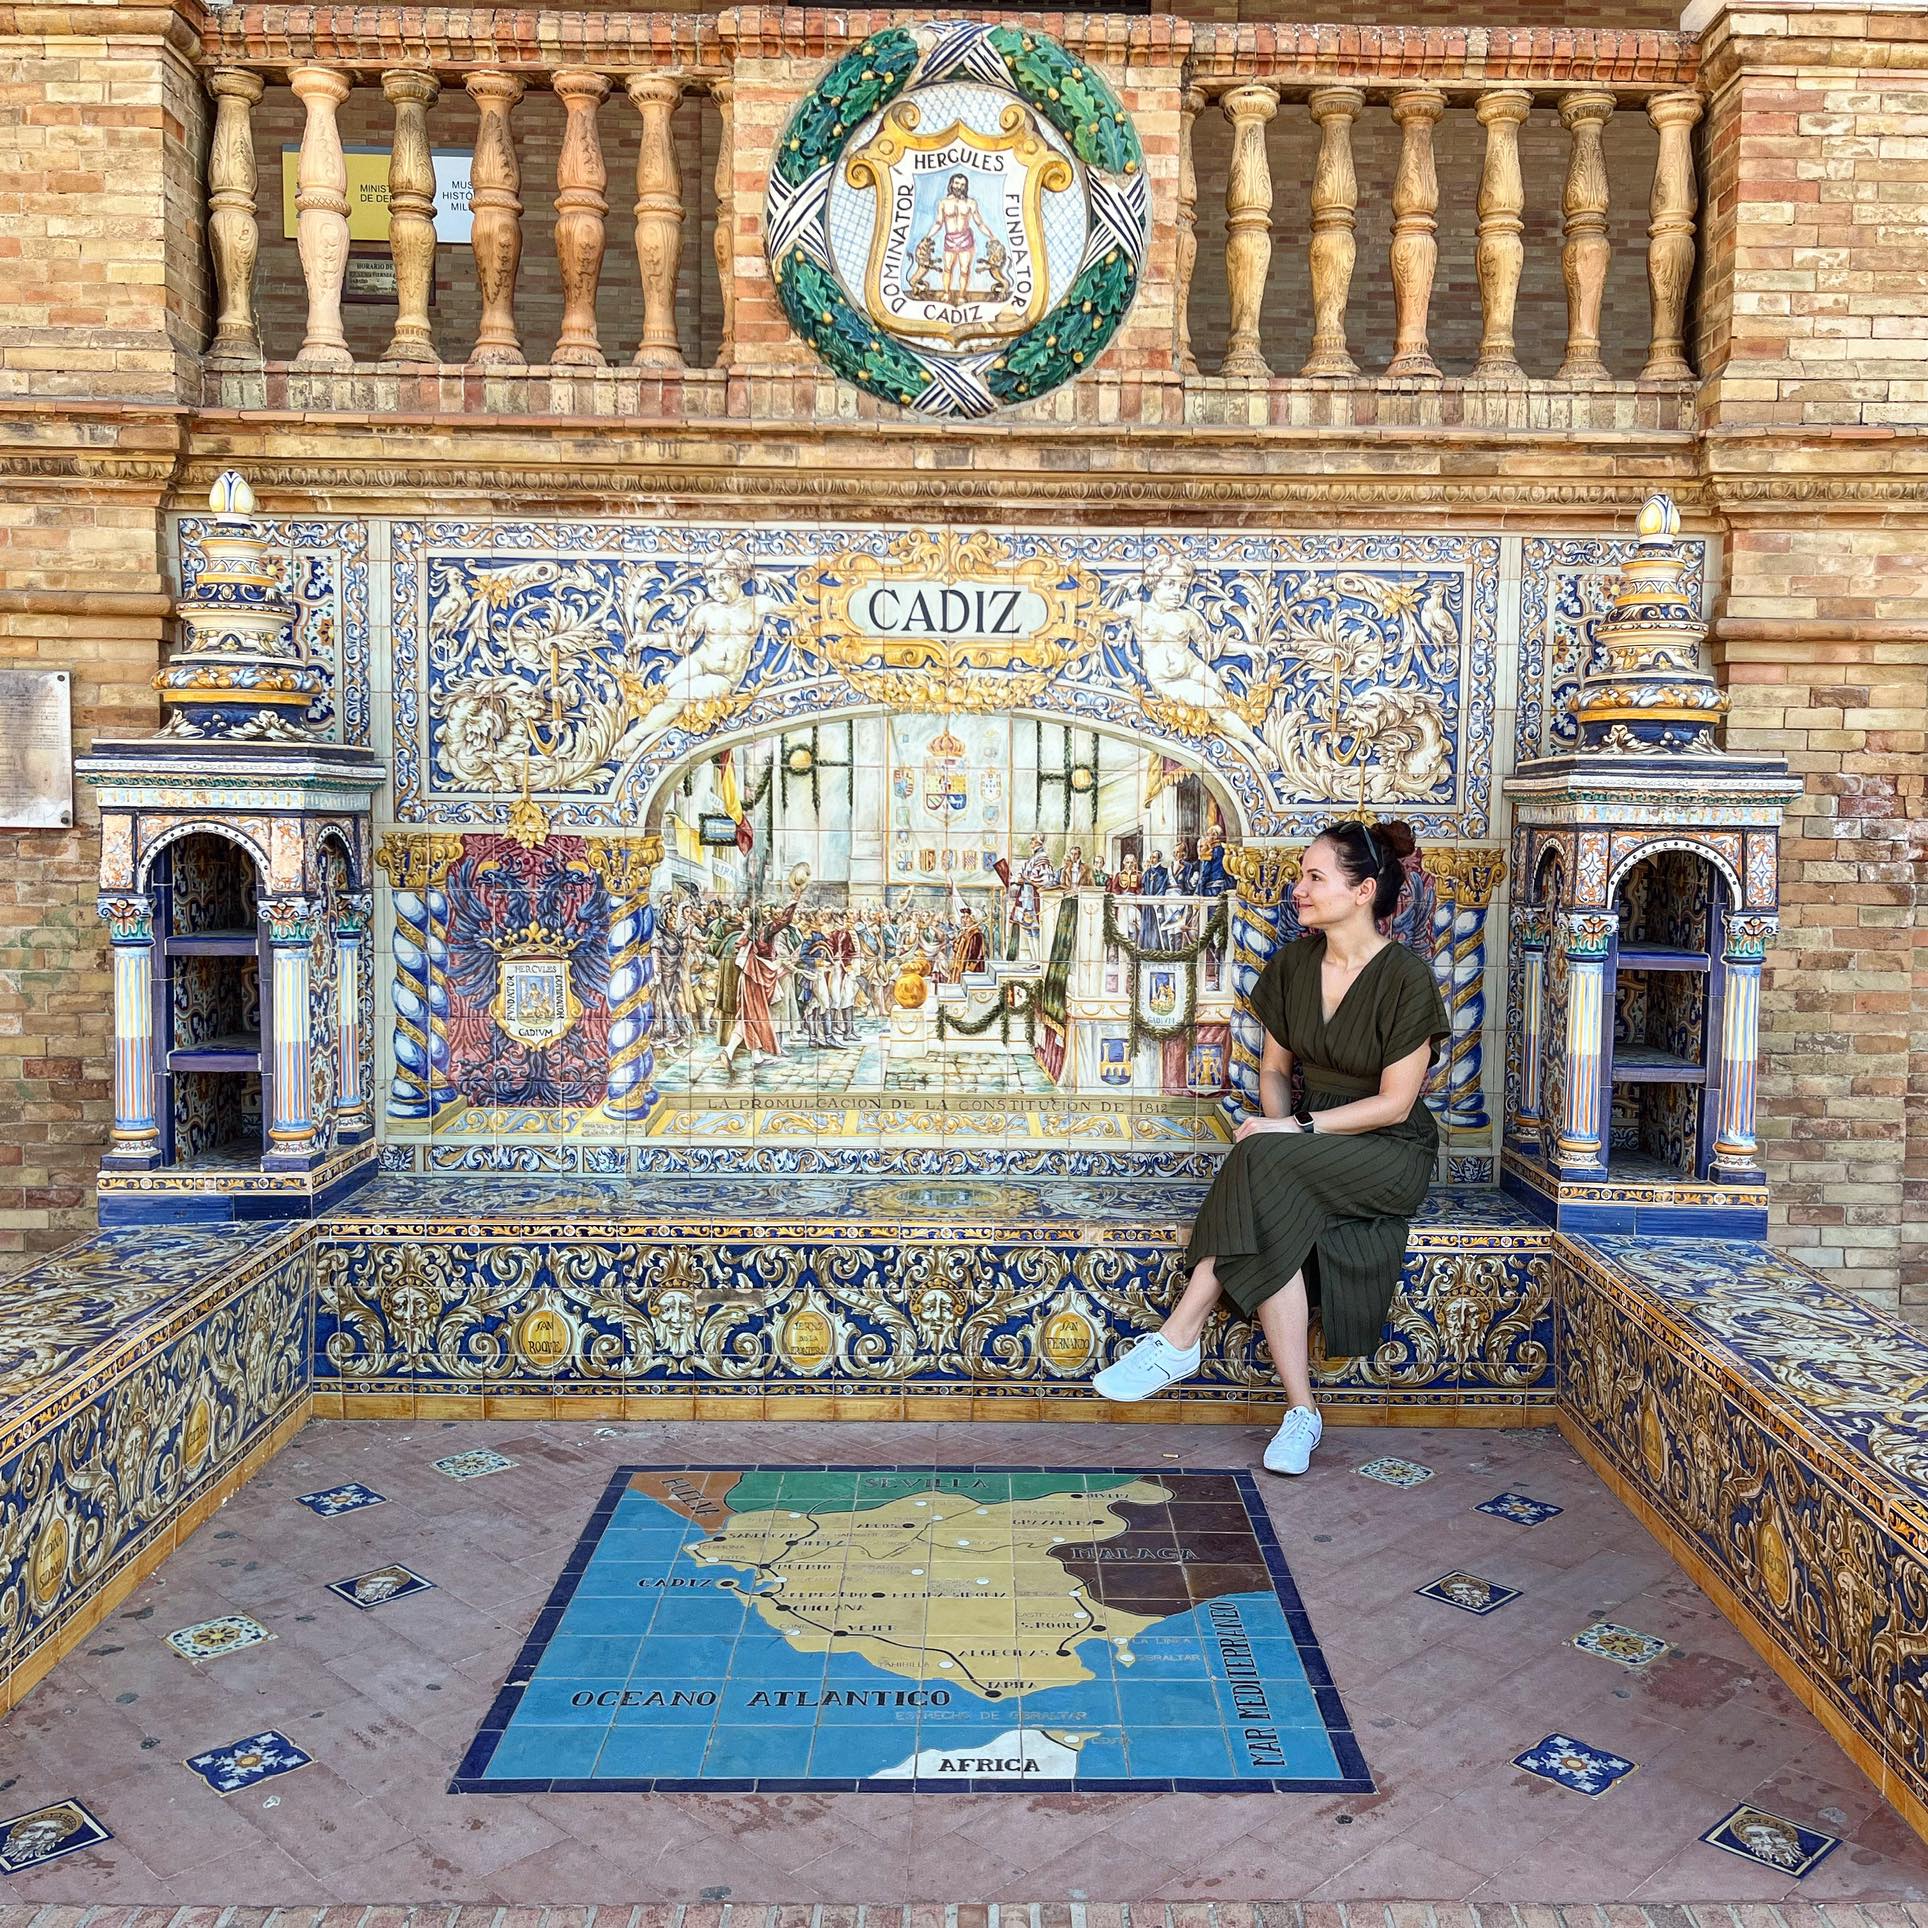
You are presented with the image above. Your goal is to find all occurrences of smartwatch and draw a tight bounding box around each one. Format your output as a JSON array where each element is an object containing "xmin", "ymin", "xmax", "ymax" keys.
[{"xmin": 1293, "ymin": 1105, "xmax": 1316, "ymax": 1132}]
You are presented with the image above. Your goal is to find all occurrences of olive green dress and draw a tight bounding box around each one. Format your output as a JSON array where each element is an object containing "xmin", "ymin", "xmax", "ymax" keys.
[{"xmin": 1186, "ymin": 934, "xmax": 1451, "ymax": 1357}]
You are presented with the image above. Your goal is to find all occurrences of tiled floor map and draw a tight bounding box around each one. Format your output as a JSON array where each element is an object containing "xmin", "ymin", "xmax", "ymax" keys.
[{"xmin": 454, "ymin": 1466, "xmax": 1370, "ymax": 1794}]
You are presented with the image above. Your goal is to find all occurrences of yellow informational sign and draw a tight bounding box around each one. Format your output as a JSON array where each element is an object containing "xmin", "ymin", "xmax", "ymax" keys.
[{"xmin": 280, "ymin": 146, "xmax": 473, "ymax": 243}]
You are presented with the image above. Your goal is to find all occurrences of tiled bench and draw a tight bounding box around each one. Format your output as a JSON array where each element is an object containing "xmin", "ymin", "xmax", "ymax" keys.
[
  {"xmin": 0, "ymin": 1222, "xmax": 310, "ymax": 1708},
  {"xmin": 1559, "ymin": 1233, "xmax": 1928, "ymax": 1846},
  {"xmin": 310, "ymin": 1175, "xmax": 1558, "ymax": 1422}
]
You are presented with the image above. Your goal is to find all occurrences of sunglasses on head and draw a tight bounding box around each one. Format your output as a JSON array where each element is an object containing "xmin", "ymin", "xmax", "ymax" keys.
[{"xmin": 1337, "ymin": 820, "xmax": 1381, "ymax": 870}]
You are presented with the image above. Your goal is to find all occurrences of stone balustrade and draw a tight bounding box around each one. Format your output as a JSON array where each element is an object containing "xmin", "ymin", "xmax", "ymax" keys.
[{"xmin": 197, "ymin": 12, "xmax": 1704, "ymax": 427}]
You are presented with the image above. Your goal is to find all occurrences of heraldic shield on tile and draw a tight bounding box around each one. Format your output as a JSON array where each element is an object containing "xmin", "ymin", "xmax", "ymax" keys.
[{"xmin": 765, "ymin": 19, "xmax": 1149, "ymax": 415}]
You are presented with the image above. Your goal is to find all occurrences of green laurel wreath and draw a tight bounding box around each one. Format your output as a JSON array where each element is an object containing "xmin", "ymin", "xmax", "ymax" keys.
[{"xmin": 770, "ymin": 24, "xmax": 1146, "ymax": 412}]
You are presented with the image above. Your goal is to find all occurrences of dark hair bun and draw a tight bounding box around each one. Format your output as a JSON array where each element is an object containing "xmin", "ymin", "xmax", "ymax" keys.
[{"xmin": 1376, "ymin": 819, "xmax": 1418, "ymax": 865}]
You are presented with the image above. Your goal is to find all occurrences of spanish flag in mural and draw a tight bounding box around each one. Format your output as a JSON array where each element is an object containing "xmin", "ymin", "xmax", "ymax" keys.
[{"xmin": 716, "ymin": 748, "xmax": 754, "ymax": 854}]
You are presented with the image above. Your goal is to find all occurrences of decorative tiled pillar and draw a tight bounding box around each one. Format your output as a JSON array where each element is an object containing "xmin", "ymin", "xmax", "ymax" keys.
[
  {"xmin": 99, "ymin": 892, "xmax": 161, "ymax": 1167},
  {"xmin": 1428, "ymin": 848, "xmax": 1505, "ymax": 1134},
  {"xmin": 1223, "ymin": 847, "xmax": 1296, "ymax": 1123},
  {"xmin": 1511, "ymin": 905, "xmax": 1553, "ymax": 1153},
  {"xmin": 375, "ymin": 834, "xmax": 461, "ymax": 1121},
  {"xmin": 589, "ymin": 835, "xmax": 662, "ymax": 1122},
  {"xmin": 1711, "ymin": 914, "xmax": 1775, "ymax": 1181},
  {"xmin": 263, "ymin": 895, "xmax": 321, "ymax": 1167},
  {"xmin": 1553, "ymin": 911, "xmax": 1616, "ymax": 1177},
  {"xmin": 334, "ymin": 890, "xmax": 373, "ymax": 1143}
]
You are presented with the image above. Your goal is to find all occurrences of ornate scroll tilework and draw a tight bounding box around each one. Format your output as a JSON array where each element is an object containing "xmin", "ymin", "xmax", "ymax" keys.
[
  {"xmin": 390, "ymin": 523, "xmax": 1500, "ymax": 840},
  {"xmin": 176, "ymin": 516, "xmax": 371, "ymax": 748},
  {"xmin": 1558, "ymin": 1233, "xmax": 1928, "ymax": 1837},
  {"xmin": 312, "ymin": 1177, "xmax": 1553, "ymax": 1410},
  {"xmin": 1517, "ymin": 536, "xmax": 1707, "ymax": 764},
  {"xmin": 0, "ymin": 1234, "xmax": 308, "ymax": 1693}
]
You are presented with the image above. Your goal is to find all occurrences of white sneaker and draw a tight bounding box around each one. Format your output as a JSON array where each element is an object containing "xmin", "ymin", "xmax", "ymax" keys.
[
  {"xmin": 1092, "ymin": 1331, "xmax": 1200, "ymax": 1403},
  {"xmin": 1263, "ymin": 1406, "xmax": 1323, "ymax": 1476}
]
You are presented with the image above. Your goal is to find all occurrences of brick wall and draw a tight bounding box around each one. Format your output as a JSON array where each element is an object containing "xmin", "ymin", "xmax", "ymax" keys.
[{"xmin": 1699, "ymin": 6, "xmax": 1928, "ymax": 1320}]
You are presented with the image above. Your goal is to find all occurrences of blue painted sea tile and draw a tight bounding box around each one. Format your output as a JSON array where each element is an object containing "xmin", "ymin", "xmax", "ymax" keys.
[
  {"xmin": 183, "ymin": 1729, "xmax": 313, "ymax": 1796},
  {"xmin": 1223, "ymin": 1722, "xmax": 1348, "ymax": 1781},
  {"xmin": 703, "ymin": 1723, "xmax": 814, "ymax": 1778},
  {"xmin": 0, "ymin": 1799, "xmax": 113, "ymax": 1873},
  {"xmin": 535, "ymin": 1634, "xmax": 643, "ymax": 1679},
  {"xmin": 513, "ymin": 1679, "xmax": 620, "ymax": 1725},
  {"xmin": 1513, "ymin": 1733, "xmax": 1638, "ymax": 1797},
  {"xmin": 557, "ymin": 1592, "xmax": 651, "ymax": 1639},
  {"xmin": 295, "ymin": 1482, "xmax": 388, "ymax": 1518},
  {"xmin": 1700, "ymin": 1804, "xmax": 1840, "ymax": 1878},
  {"xmin": 636, "ymin": 1632, "xmax": 739, "ymax": 1677},
  {"xmin": 646, "ymin": 1589, "xmax": 756, "ymax": 1635},
  {"xmin": 1124, "ymin": 1724, "xmax": 1239, "ymax": 1778},
  {"xmin": 481, "ymin": 1723, "xmax": 605, "ymax": 1780},
  {"xmin": 1416, "ymin": 1571, "xmax": 1521, "ymax": 1616},
  {"xmin": 609, "ymin": 1684, "xmax": 727, "ymax": 1725},
  {"xmin": 593, "ymin": 1725, "xmax": 713, "ymax": 1780},
  {"xmin": 327, "ymin": 1562, "xmax": 435, "ymax": 1609},
  {"xmin": 1477, "ymin": 1492, "xmax": 1563, "ymax": 1527}
]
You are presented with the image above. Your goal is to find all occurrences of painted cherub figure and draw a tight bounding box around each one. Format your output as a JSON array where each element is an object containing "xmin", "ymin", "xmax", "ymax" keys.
[
  {"xmin": 1120, "ymin": 553, "xmax": 1271, "ymax": 763},
  {"xmin": 631, "ymin": 550, "xmax": 780, "ymax": 741}
]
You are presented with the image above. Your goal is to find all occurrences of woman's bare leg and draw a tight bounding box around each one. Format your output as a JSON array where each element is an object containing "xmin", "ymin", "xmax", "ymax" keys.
[
  {"xmin": 1255, "ymin": 1270, "xmax": 1316, "ymax": 1411},
  {"xmin": 1159, "ymin": 1256, "xmax": 1225, "ymax": 1350}
]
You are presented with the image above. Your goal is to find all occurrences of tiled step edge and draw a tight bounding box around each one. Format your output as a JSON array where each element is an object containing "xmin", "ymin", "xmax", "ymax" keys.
[{"xmin": 6, "ymin": 1909, "xmax": 1928, "ymax": 1928}]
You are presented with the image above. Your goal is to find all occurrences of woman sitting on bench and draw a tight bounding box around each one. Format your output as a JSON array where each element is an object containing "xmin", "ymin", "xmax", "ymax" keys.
[{"xmin": 1093, "ymin": 818, "xmax": 1449, "ymax": 1476}]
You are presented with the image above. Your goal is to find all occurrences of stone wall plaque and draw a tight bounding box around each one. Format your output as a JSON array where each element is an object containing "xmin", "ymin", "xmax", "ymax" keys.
[{"xmin": 0, "ymin": 669, "xmax": 73, "ymax": 829}]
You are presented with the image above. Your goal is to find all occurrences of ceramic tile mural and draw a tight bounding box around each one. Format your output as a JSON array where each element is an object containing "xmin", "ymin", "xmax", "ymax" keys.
[
  {"xmin": 1515, "ymin": 535, "xmax": 1708, "ymax": 765},
  {"xmin": 0, "ymin": 1226, "xmax": 308, "ymax": 1689},
  {"xmin": 310, "ymin": 1176, "xmax": 1556, "ymax": 1411},
  {"xmin": 1559, "ymin": 1232, "xmax": 1928, "ymax": 1837},
  {"xmin": 149, "ymin": 512, "xmax": 1729, "ymax": 1185},
  {"xmin": 174, "ymin": 515, "xmax": 371, "ymax": 748}
]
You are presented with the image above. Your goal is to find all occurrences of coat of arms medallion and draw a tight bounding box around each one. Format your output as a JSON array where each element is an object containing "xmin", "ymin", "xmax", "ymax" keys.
[{"xmin": 765, "ymin": 20, "xmax": 1149, "ymax": 416}]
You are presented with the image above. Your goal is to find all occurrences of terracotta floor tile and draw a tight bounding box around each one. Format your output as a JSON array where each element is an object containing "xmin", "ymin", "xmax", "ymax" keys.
[{"xmin": 0, "ymin": 1419, "xmax": 1923, "ymax": 1907}]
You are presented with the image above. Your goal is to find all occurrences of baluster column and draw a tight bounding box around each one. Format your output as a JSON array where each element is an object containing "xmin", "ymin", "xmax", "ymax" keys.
[
  {"xmin": 1219, "ymin": 81, "xmax": 1278, "ymax": 379},
  {"xmin": 1302, "ymin": 87, "xmax": 1364, "ymax": 377},
  {"xmin": 207, "ymin": 69, "xmax": 264, "ymax": 365},
  {"xmin": 263, "ymin": 895, "xmax": 322, "ymax": 1167},
  {"xmin": 1473, "ymin": 88, "xmax": 1531, "ymax": 381},
  {"xmin": 334, "ymin": 893, "xmax": 373, "ymax": 1142},
  {"xmin": 1386, "ymin": 86, "xmax": 1445, "ymax": 379},
  {"xmin": 554, "ymin": 71, "xmax": 611, "ymax": 366},
  {"xmin": 99, "ymin": 894, "xmax": 162, "ymax": 1166},
  {"xmin": 1175, "ymin": 83, "xmax": 1204, "ymax": 377},
  {"xmin": 290, "ymin": 66, "xmax": 352, "ymax": 369},
  {"xmin": 1558, "ymin": 91, "xmax": 1616, "ymax": 382},
  {"xmin": 466, "ymin": 70, "xmax": 526, "ymax": 367},
  {"xmin": 1641, "ymin": 89, "xmax": 1703, "ymax": 382},
  {"xmin": 627, "ymin": 74, "xmax": 686, "ymax": 369},
  {"xmin": 1553, "ymin": 911, "xmax": 1615, "ymax": 1178},
  {"xmin": 381, "ymin": 68, "xmax": 439, "ymax": 363},
  {"xmin": 1511, "ymin": 905, "xmax": 1553, "ymax": 1152},
  {"xmin": 711, "ymin": 79, "xmax": 737, "ymax": 367},
  {"xmin": 1711, "ymin": 915, "xmax": 1775, "ymax": 1181}
]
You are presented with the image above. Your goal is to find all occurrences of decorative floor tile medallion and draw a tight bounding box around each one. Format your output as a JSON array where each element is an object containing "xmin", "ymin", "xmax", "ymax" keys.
[
  {"xmin": 1512, "ymin": 1733, "xmax": 1638, "ymax": 1797},
  {"xmin": 184, "ymin": 1730, "xmax": 314, "ymax": 1796},
  {"xmin": 1356, "ymin": 1457, "xmax": 1434, "ymax": 1488},
  {"xmin": 1416, "ymin": 1571, "xmax": 1520, "ymax": 1616},
  {"xmin": 164, "ymin": 1614, "xmax": 275, "ymax": 1663},
  {"xmin": 433, "ymin": 1449, "xmax": 517, "ymax": 1481},
  {"xmin": 1476, "ymin": 1492, "xmax": 1563, "ymax": 1527},
  {"xmin": 453, "ymin": 1466, "xmax": 1371, "ymax": 1794},
  {"xmin": 296, "ymin": 1482, "xmax": 389, "ymax": 1517},
  {"xmin": 0, "ymin": 1799, "xmax": 112, "ymax": 1873},
  {"xmin": 1572, "ymin": 1620, "xmax": 1670, "ymax": 1668},
  {"xmin": 328, "ymin": 1562, "xmax": 437, "ymax": 1609},
  {"xmin": 1701, "ymin": 1803, "xmax": 1841, "ymax": 1878}
]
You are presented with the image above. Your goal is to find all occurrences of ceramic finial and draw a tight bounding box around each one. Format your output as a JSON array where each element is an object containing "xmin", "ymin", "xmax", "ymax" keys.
[
  {"xmin": 208, "ymin": 470, "xmax": 256, "ymax": 518},
  {"xmin": 1636, "ymin": 492, "xmax": 1679, "ymax": 544}
]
